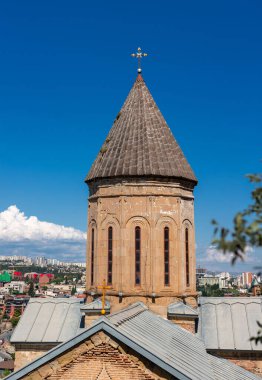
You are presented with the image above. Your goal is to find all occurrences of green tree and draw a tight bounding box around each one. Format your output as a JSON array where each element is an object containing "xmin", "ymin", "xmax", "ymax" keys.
[
  {"xmin": 10, "ymin": 309, "xmax": 21, "ymax": 327},
  {"xmin": 2, "ymin": 369, "xmax": 11, "ymax": 377},
  {"xmin": 212, "ymin": 172, "xmax": 262, "ymax": 343},
  {"xmin": 212, "ymin": 173, "xmax": 262, "ymax": 264},
  {"xmin": 71, "ymin": 285, "xmax": 77, "ymax": 296},
  {"xmin": 28, "ymin": 281, "xmax": 35, "ymax": 297}
]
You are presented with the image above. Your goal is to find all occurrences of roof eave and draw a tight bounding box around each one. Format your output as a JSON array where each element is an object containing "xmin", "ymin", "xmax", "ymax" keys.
[{"xmin": 85, "ymin": 174, "xmax": 198, "ymax": 186}]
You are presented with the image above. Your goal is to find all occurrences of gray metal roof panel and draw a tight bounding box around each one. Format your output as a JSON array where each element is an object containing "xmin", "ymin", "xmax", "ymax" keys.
[
  {"xmin": 6, "ymin": 302, "xmax": 260, "ymax": 380},
  {"xmin": 168, "ymin": 302, "xmax": 198, "ymax": 316},
  {"xmin": 11, "ymin": 298, "xmax": 82, "ymax": 343},
  {"xmin": 107, "ymin": 302, "xmax": 214, "ymax": 380},
  {"xmin": 198, "ymin": 297, "xmax": 262, "ymax": 351},
  {"xmin": 107, "ymin": 301, "xmax": 146, "ymax": 325},
  {"xmin": 80, "ymin": 298, "xmax": 110, "ymax": 311},
  {"xmin": 208, "ymin": 353, "xmax": 260, "ymax": 380}
]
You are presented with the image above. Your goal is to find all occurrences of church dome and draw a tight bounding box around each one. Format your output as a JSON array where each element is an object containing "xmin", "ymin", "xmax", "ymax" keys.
[{"xmin": 86, "ymin": 74, "xmax": 197, "ymax": 184}]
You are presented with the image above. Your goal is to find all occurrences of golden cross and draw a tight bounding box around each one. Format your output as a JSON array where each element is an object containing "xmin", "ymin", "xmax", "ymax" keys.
[
  {"xmin": 97, "ymin": 279, "xmax": 111, "ymax": 315},
  {"xmin": 131, "ymin": 47, "xmax": 148, "ymax": 73}
]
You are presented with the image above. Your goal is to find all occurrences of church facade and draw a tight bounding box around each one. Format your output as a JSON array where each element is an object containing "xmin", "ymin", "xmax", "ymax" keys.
[{"xmin": 85, "ymin": 73, "xmax": 198, "ymax": 312}]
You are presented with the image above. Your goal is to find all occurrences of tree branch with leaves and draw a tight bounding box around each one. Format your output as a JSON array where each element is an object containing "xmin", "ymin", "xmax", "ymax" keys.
[{"xmin": 212, "ymin": 172, "xmax": 262, "ymax": 344}]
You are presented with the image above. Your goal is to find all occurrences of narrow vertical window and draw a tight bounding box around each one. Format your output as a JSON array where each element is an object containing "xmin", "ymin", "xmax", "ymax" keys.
[
  {"xmin": 185, "ymin": 228, "xmax": 190, "ymax": 287},
  {"xmin": 135, "ymin": 226, "xmax": 141, "ymax": 285},
  {"xmin": 164, "ymin": 227, "xmax": 169, "ymax": 286},
  {"xmin": 108, "ymin": 227, "xmax": 113, "ymax": 285},
  {"xmin": 91, "ymin": 228, "xmax": 95, "ymax": 285}
]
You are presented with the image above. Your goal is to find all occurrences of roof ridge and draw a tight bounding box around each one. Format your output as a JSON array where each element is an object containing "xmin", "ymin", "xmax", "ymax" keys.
[{"xmin": 107, "ymin": 302, "xmax": 147, "ymax": 326}]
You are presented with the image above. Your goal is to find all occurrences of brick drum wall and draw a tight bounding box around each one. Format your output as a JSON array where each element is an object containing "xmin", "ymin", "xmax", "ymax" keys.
[
  {"xmin": 86, "ymin": 179, "xmax": 197, "ymax": 310},
  {"xmin": 23, "ymin": 332, "xmax": 174, "ymax": 380}
]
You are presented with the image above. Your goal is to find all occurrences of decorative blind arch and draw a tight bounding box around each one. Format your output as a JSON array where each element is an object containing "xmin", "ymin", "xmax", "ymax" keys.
[
  {"xmin": 185, "ymin": 227, "xmax": 190, "ymax": 287},
  {"xmin": 164, "ymin": 227, "xmax": 170, "ymax": 286},
  {"xmin": 91, "ymin": 228, "xmax": 95, "ymax": 286},
  {"xmin": 135, "ymin": 226, "xmax": 141, "ymax": 286},
  {"xmin": 108, "ymin": 226, "xmax": 113, "ymax": 285}
]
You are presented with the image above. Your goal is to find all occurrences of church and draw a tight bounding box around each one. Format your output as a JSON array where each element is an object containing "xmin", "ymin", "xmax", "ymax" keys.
[{"xmin": 7, "ymin": 50, "xmax": 262, "ymax": 379}]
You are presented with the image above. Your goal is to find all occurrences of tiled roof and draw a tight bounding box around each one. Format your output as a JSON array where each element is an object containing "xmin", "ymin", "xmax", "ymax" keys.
[
  {"xmin": 6, "ymin": 302, "xmax": 260, "ymax": 380},
  {"xmin": 11, "ymin": 298, "xmax": 82, "ymax": 343},
  {"xmin": 168, "ymin": 301, "xmax": 198, "ymax": 317},
  {"xmin": 198, "ymin": 297, "xmax": 262, "ymax": 351},
  {"xmin": 86, "ymin": 74, "xmax": 197, "ymax": 183}
]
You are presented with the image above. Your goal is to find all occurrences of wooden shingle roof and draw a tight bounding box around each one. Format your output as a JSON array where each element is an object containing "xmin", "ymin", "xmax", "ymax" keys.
[{"xmin": 86, "ymin": 74, "xmax": 197, "ymax": 184}]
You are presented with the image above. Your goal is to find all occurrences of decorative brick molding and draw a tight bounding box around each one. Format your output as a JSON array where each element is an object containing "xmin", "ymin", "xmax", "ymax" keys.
[{"xmin": 23, "ymin": 332, "xmax": 173, "ymax": 380}]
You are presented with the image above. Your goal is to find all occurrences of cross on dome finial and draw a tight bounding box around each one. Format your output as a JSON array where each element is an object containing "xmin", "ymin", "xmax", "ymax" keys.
[{"xmin": 131, "ymin": 47, "xmax": 148, "ymax": 73}]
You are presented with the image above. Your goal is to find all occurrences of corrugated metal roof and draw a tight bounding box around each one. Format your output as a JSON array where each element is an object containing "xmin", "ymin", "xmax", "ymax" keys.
[
  {"xmin": 11, "ymin": 298, "xmax": 82, "ymax": 343},
  {"xmin": 6, "ymin": 301, "xmax": 261, "ymax": 380},
  {"xmin": 208, "ymin": 354, "xmax": 260, "ymax": 380},
  {"xmin": 107, "ymin": 302, "xmax": 214, "ymax": 380},
  {"xmin": 108, "ymin": 301, "xmax": 146, "ymax": 325},
  {"xmin": 198, "ymin": 297, "xmax": 262, "ymax": 351},
  {"xmin": 168, "ymin": 302, "xmax": 198, "ymax": 317}
]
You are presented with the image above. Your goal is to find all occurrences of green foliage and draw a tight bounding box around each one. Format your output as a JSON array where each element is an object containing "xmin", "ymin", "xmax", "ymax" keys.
[
  {"xmin": 198, "ymin": 284, "xmax": 225, "ymax": 297},
  {"xmin": 251, "ymin": 321, "xmax": 262, "ymax": 345},
  {"xmin": 2, "ymin": 369, "xmax": 11, "ymax": 377},
  {"xmin": 28, "ymin": 282, "xmax": 35, "ymax": 297},
  {"xmin": 10, "ymin": 308, "xmax": 21, "ymax": 327},
  {"xmin": 71, "ymin": 285, "xmax": 77, "ymax": 296},
  {"xmin": 212, "ymin": 171, "xmax": 262, "ymax": 344},
  {"xmin": 212, "ymin": 173, "xmax": 262, "ymax": 264}
]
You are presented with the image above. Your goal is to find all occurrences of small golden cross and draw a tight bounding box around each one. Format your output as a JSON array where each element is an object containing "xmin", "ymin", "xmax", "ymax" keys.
[
  {"xmin": 97, "ymin": 279, "xmax": 111, "ymax": 315},
  {"xmin": 131, "ymin": 47, "xmax": 148, "ymax": 73}
]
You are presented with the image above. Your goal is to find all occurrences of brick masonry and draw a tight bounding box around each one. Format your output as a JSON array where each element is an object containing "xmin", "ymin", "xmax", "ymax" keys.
[
  {"xmin": 15, "ymin": 350, "xmax": 48, "ymax": 371},
  {"xmin": 22, "ymin": 332, "xmax": 174, "ymax": 380},
  {"xmin": 86, "ymin": 178, "xmax": 197, "ymax": 309}
]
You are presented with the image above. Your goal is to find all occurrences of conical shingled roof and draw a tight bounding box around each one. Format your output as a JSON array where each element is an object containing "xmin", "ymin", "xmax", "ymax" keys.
[{"xmin": 86, "ymin": 74, "xmax": 197, "ymax": 184}]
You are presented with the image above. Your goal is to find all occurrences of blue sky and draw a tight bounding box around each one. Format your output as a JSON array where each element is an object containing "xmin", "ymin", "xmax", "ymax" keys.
[{"xmin": 0, "ymin": 1, "xmax": 261, "ymax": 271}]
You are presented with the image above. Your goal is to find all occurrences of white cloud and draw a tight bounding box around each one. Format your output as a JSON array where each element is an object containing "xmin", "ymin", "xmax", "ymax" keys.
[
  {"xmin": 206, "ymin": 245, "xmax": 254, "ymax": 263},
  {"xmin": 0, "ymin": 205, "xmax": 86, "ymax": 242},
  {"xmin": 0, "ymin": 206, "xmax": 86, "ymax": 261}
]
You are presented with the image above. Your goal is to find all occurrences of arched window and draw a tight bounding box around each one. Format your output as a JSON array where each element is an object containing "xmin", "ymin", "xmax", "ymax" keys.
[
  {"xmin": 135, "ymin": 226, "xmax": 141, "ymax": 285},
  {"xmin": 108, "ymin": 227, "xmax": 113, "ymax": 285},
  {"xmin": 185, "ymin": 228, "xmax": 190, "ymax": 287},
  {"xmin": 91, "ymin": 228, "xmax": 95, "ymax": 286},
  {"xmin": 164, "ymin": 227, "xmax": 169, "ymax": 286}
]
